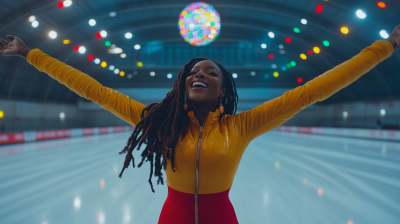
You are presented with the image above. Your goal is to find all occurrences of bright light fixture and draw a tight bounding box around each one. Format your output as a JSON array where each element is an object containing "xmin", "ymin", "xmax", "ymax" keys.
[
  {"xmin": 380, "ymin": 30, "xmax": 389, "ymax": 39},
  {"xmin": 232, "ymin": 73, "xmax": 238, "ymax": 78},
  {"xmin": 94, "ymin": 58, "xmax": 100, "ymax": 64},
  {"xmin": 101, "ymin": 61, "xmax": 107, "ymax": 67},
  {"xmin": 380, "ymin": 109, "xmax": 386, "ymax": 116},
  {"xmin": 88, "ymin": 19, "xmax": 96, "ymax": 26},
  {"xmin": 109, "ymin": 65, "xmax": 115, "ymax": 71},
  {"xmin": 28, "ymin": 15, "xmax": 36, "ymax": 22},
  {"xmin": 59, "ymin": 112, "xmax": 65, "ymax": 120},
  {"xmin": 64, "ymin": 0, "xmax": 72, "ymax": 7},
  {"xmin": 261, "ymin": 43, "xmax": 267, "ymax": 49},
  {"xmin": 301, "ymin": 19, "xmax": 307, "ymax": 25},
  {"xmin": 49, "ymin": 31, "xmax": 57, "ymax": 39},
  {"xmin": 134, "ymin": 44, "xmax": 141, "ymax": 50},
  {"xmin": 356, "ymin": 9, "xmax": 366, "ymax": 19},
  {"xmin": 167, "ymin": 73, "xmax": 172, "ymax": 79},
  {"xmin": 31, "ymin": 21, "xmax": 39, "ymax": 28},
  {"xmin": 268, "ymin": 32, "xmax": 275, "ymax": 38},
  {"xmin": 114, "ymin": 69, "xmax": 120, "ymax": 74},
  {"xmin": 343, "ymin": 111, "xmax": 348, "ymax": 118},
  {"xmin": 100, "ymin": 30, "xmax": 107, "ymax": 37},
  {"xmin": 125, "ymin": 32, "xmax": 132, "ymax": 39},
  {"xmin": 120, "ymin": 53, "xmax": 126, "ymax": 58},
  {"xmin": 150, "ymin": 71, "xmax": 155, "ymax": 76},
  {"xmin": 78, "ymin": 46, "xmax": 86, "ymax": 54}
]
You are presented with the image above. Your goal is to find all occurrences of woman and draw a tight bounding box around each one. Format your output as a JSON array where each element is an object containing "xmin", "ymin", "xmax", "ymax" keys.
[{"xmin": 1, "ymin": 26, "xmax": 399, "ymax": 224}]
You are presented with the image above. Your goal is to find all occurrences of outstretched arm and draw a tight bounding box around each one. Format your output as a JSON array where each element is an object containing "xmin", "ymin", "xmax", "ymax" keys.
[
  {"xmin": 0, "ymin": 35, "xmax": 147, "ymax": 126},
  {"xmin": 229, "ymin": 25, "xmax": 399, "ymax": 144}
]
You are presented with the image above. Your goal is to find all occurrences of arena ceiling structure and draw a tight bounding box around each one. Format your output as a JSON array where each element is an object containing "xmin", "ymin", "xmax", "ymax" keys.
[{"xmin": 0, "ymin": 0, "xmax": 399, "ymax": 105}]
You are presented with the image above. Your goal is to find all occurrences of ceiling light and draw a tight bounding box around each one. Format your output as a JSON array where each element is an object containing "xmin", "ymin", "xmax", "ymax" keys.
[
  {"xmin": 31, "ymin": 21, "xmax": 39, "ymax": 28},
  {"xmin": 49, "ymin": 31, "xmax": 57, "ymax": 39},
  {"xmin": 356, "ymin": 9, "xmax": 366, "ymax": 19},
  {"xmin": 301, "ymin": 19, "xmax": 307, "ymax": 25},
  {"xmin": 125, "ymin": 32, "xmax": 132, "ymax": 39},
  {"xmin": 78, "ymin": 46, "xmax": 86, "ymax": 54},
  {"xmin": 107, "ymin": 47, "xmax": 123, "ymax": 54},
  {"xmin": 380, "ymin": 30, "xmax": 389, "ymax": 39},
  {"xmin": 63, "ymin": 0, "xmax": 72, "ymax": 7},
  {"xmin": 100, "ymin": 30, "xmax": 107, "ymax": 37},
  {"xmin": 134, "ymin": 44, "xmax": 141, "ymax": 50},
  {"xmin": 89, "ymin": 19, "xmax": 96, "ymax": 26},
  {"xmin": 28, "ymin": 15, "xmax": 36, "ymax": 22},
  {"xmin": 261, "ymin": 43, "xmax": 267, "ymax": 49},
  {"xmin": 268, "ymin": 32, "xmax": 275, "ymax": 38}
]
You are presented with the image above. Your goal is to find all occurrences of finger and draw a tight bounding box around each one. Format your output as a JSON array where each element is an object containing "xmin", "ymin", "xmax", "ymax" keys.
[
  {"xmin": 0, "ymin": 38, "xmax": 10, "ymax": 44},
  {"xmin": 6, "ymin": 35, "xmax": 16, "ymax": 41}
]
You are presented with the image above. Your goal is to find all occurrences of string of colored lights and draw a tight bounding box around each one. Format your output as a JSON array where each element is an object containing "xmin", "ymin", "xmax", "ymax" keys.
[{"xmin": 27, "ymin": 1, "xmax": 391, "ymax": 84}]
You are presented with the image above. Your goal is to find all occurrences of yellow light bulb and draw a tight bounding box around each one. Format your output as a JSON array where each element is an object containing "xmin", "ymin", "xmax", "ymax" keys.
[
  {"xmin": 101, "ymin": 61, "xmax": 107, "ymax": 67},
  {"xmin": 0, "ymin": 111, "xmax": 4, "ymax": 119},
  {"xmin": 63, "ymin": 39, "xmax": 70, "ymax": 44},
  {"xmin": 300, "ymin": 54, "xmax": 307, "ymax": 60},
  {"xmin": 137, "ymin": 61, "xmax": 143, "ymax": 67},
  {"xmin": 120, "ymin": 71, "xmax": 125, "ymax": 77},
  {"xmin": 273, "ymin": 71, "xmax": 279, "ymax": 77},
  {"xmin": 313, "ymin": 47, "xmax": 320, "ymax": 54},
  {"xmin": 341, "ymin": 27, "xmax": 349, "ymax": 34}
]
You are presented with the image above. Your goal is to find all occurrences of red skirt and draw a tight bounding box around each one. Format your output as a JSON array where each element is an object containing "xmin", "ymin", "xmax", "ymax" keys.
[{"xmin": 158, "ymin": 186, "xmax": 239, "ymax": 224}]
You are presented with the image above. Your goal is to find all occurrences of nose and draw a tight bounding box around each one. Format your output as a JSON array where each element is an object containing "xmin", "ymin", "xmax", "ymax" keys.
[{"xmin": 195, "ymin": 71, "xmax": 205, "ymax": 78}]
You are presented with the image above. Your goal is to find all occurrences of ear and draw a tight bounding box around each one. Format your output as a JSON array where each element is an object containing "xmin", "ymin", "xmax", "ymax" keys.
[{"xmin": 221, "ymin": 87, "xmax": 226, "ymax": 98}]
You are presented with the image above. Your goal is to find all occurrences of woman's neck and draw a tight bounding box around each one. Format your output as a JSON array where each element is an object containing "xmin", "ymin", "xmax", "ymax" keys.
[{"xmin": 189, "ymin": 100, "xmax": 219, "ymax": 126}]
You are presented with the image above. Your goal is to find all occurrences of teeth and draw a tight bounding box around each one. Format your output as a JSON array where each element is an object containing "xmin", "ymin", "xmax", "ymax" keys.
[{"xmin": 192, "ymin": 82, "xmax": 207, "ymax": 88}]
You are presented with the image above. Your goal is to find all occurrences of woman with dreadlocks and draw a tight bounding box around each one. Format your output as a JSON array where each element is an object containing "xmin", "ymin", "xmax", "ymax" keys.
[{"xmin": 0, "ymin": 25, "xmax": 399, "ymax": 224}]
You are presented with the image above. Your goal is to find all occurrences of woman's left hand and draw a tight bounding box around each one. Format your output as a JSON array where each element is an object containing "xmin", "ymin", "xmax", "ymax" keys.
[{"xmin": 388, "ymin": 25, "xmax": 400, "ymax": 50}]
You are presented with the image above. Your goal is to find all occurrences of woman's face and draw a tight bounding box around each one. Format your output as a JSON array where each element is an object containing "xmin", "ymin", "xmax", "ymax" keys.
[{"xmin": 185, "ymin": 60, "xmax": 226, "ymax": 102}]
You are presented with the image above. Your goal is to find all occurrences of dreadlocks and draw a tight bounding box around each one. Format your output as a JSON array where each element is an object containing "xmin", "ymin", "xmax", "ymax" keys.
[{"xmin": 118, "ymin": 58, "xmax": 238, "ymax": 192}]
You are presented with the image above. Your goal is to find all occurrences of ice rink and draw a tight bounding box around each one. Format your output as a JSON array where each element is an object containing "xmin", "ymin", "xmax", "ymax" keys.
[{"xmin": 1, "ymin": 131, "xmax": 399, "ymax": 224}]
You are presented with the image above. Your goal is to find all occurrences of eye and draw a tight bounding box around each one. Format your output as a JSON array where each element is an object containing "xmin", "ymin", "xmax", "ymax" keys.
[{"xmin": 209, "ymin": 73, "xmax": 217, "ymax": 76}]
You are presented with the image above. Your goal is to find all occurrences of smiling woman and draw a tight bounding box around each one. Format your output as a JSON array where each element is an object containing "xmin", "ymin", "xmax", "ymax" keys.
[{"xmin": 0, "ymin": 24, "xmax": 399, "ymax": 224}]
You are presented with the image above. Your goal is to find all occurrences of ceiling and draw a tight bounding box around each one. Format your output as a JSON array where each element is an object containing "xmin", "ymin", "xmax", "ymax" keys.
[{"xmin": 0, "ymin": 0, "xmax": 399, "ymax": 105}]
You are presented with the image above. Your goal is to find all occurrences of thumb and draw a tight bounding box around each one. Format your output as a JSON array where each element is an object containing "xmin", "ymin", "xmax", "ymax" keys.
[{"xmin": 6, "ymin": 35, "xmax": 16, "ymax": 41}]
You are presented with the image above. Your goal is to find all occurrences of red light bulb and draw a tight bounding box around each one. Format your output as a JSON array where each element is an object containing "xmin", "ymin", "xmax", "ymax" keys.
[
  {"xmin": 377, "ymin": 2, "xmax": 386, "ymax": 8},
  {"xmin": 95, "ymin": 33, "xmax": 102, "ymax": 39},
  {"xmin": 285, "ymin": 37, "xmax": 291, "ymax": 43},
  {"xmin": 307, "ymin": 50, "xmax": 313, "ymax": 55},
  {"xmin": 74, "ymin": 46, "xmax": 79, "ymax": 52},
  {"xmin": 316, "ymin": 4, "xmax": 323, "ymax": 13},
  {"xmin": 268, "ymin": 54, "xmax": 274, "ymax": 59},
  {"xmin": 297, "ymin": 77, "xmax": 303, "ymax": 83},
  {"xmin": 58, "ymin": 1, "xmax": 64, "ymax": 8},
  {"xmin": 88, "ymin": 54, "xmax": 94, "ymax": 60}
]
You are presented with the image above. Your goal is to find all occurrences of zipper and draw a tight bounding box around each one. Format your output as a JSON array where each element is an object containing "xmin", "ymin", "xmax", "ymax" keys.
[{"xmin": 194, "ymin": 112, "xmax": 209, "ymax": 224}]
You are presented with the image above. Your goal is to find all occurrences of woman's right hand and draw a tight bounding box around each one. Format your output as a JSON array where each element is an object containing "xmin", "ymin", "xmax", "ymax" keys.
[{"xmin": 0, "ymin": 35, "xmax": 31, "ymax": 58}]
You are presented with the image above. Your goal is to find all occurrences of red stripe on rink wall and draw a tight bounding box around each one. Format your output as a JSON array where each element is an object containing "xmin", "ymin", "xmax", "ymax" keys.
[
  {"xmin": 275, "ymin": 126, "xmax": 400, "ymax": 141},
  {"xmin": 0, "ymin": 132, "xmax": 25, "ymax": 145},
  {"xmin": 0, "ymin": 126, "xmax": 134, "ymax": 146}
]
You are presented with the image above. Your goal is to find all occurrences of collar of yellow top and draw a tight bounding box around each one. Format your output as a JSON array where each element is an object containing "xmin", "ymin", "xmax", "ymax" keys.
[{"xmin": 187, "ymin": 108, "xmax": 221, "ymax": 126}]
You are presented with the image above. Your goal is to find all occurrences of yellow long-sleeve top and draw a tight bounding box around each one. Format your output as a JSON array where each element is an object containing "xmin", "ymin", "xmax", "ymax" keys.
[{"xmin": 27, "ymin": 40, "xmax": 394, "ymax": 194}]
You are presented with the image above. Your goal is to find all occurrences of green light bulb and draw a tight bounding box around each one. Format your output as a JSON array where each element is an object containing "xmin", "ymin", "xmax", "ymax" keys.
[{"xmin": 323, "ymin": 40, "xmax": 330, "ymax": 47}]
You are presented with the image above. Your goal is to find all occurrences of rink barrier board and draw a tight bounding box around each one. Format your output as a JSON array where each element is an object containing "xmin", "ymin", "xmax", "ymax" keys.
[
  {"xmin": 0, "ymin": 126, "xmax": 134, "ymax": 145},
  {"xmin": 275, "ymin": 126, "xmax": 400, "ymax": 141},
  {"xmin": 1, "ymin": 125, "xmax": 399, "ymax": 146}
]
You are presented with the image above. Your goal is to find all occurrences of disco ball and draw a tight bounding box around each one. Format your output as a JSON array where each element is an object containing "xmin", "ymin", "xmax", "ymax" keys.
[{"xmin": 178, "ymin": 2, "xmax": 221, "ymax": 46}]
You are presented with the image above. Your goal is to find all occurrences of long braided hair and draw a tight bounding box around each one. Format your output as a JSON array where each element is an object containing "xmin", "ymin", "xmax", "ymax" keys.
[{"xmin": 118, "ymin": 58, "xmax": 239, "ymax": 192}]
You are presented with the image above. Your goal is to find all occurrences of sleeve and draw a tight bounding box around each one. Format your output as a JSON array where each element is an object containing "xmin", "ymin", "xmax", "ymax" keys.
[
  {"xmin": 227, "ymin": 40, "xmax": 394, "ymax": 144},
  {"xmin": 26, "ymin": 49, "xmax": 147, "ymax": 127}
]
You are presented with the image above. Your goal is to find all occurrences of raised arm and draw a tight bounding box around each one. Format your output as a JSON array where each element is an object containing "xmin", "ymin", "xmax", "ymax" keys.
[
  {"xmin": 228, "ymin": 25, "xmax": 399, "ymax": 144},
  {"xmin": 0, "ymin": 35, "xmax": 146, "ymax": 127}
]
